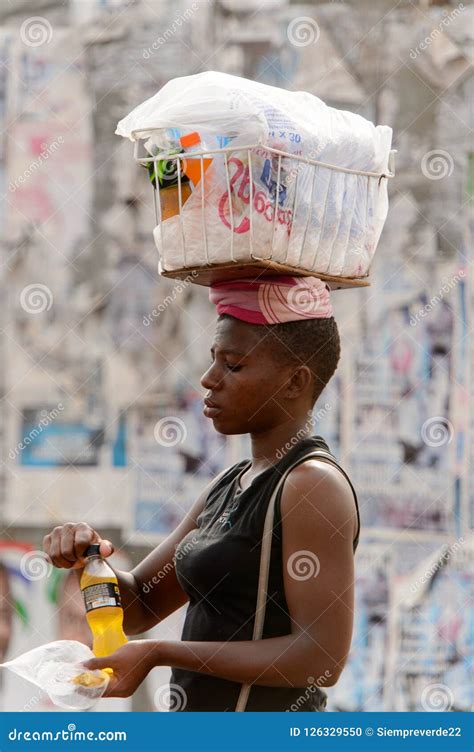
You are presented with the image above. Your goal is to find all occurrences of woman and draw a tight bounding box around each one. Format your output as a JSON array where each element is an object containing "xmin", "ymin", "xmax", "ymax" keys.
[{"xmin": 43, "ymin": 276, "xmax": 360, "ymax": 712}]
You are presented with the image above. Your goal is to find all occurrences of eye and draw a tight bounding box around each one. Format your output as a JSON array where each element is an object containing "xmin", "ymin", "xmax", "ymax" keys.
[{"xmin": 226, "ymin": 364, "xmax": 242, "ymax": 372}]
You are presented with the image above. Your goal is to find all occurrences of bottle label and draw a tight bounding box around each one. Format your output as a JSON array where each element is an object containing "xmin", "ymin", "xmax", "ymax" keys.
[{"xmin": 82, "ymin": 582, "xmax": 122, "ymax": 612}]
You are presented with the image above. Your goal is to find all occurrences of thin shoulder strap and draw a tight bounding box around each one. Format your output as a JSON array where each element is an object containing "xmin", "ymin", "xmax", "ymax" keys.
[{"xmin": 235, "ymin": 449, "xmax": 355, "ymax": 712}]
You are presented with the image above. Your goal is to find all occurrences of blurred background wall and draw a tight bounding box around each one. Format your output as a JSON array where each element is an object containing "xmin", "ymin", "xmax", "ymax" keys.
[{"xmin": 0, "ymin": 0, "xmax": 472, "ymax": 712}]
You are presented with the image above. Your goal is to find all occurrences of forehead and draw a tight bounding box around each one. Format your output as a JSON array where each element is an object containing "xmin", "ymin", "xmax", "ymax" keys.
[{"xmin": 211, "ymin": 316, "xmax": 265, "ymax": 356}]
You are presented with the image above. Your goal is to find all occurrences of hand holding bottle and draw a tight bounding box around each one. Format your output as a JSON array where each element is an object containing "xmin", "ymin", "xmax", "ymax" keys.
[{"xmin": 43, "ymin": 523, "xmax": 114, "ymax": 569}]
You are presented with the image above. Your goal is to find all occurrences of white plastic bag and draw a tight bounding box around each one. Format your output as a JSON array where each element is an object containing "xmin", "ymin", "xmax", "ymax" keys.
[
  {"xmin": 1, "ymin": 640, "xmax": 110, "ymax": 710},
  {"xmin": 117, "ymin": 71, "xmax": 393, "ymax": 279},
  {"xmin": 116, "ymin": 72, "xmax": 267, "ymax": 149}
]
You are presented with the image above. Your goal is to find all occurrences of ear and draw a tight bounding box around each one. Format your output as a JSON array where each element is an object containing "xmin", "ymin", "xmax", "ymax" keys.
[{"xmin": 284, "ymin": 365, "xmax": 313, "ymax": 400}]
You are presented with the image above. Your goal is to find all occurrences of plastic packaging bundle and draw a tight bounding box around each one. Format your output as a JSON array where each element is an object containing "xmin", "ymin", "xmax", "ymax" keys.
[
  {"xmin": 117, "ymin": 72, "xmax": 393, "ymax": 280},
  {"xmin": 0, "ymin": 640, "xmax": 110, "ymax": 710}
]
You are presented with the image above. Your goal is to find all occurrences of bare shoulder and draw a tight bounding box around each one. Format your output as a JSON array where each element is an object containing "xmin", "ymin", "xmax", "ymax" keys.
[{"xmin": 280, "ymin": 459, "xmax": 358, "ymax": 544}]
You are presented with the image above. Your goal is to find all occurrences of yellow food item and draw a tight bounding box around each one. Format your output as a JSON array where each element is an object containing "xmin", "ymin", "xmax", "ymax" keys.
[{"xmin": 71, "ymin": 670, "xmax": 109, "ymax": 687}]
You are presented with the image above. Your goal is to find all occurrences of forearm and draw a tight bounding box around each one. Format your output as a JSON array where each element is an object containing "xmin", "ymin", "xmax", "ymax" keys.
[
  {"xmin": 156, "ymin": 632, "xmax": 334, "ymax": 688},
  {"xmin": 106, "ymin": 568, "xmax": 190, "ymax": 634},
  {"xmin": 115, "ymin": 569, "xmax": 153, "ymax": 635}
]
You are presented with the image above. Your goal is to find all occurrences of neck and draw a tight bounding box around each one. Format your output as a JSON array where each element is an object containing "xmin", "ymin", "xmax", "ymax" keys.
[{"xmin": 248, "ymin": 416, "xmax": 314, "ymax": 472}]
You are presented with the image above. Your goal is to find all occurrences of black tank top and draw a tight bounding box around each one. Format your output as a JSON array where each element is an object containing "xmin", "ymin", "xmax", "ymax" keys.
[{"xmin": 171, "ymin": 435, "xmax": 360, "ymax": 712}]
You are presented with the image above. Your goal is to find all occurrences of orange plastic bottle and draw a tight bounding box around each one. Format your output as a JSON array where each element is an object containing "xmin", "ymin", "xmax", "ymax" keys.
[
  {"xmin": 80, "ymin": 544, "xmax": 128, "ymax": 660},
  {"xmin": 179, "ymin": 132, "xmax": 213, "ymax": 187}
]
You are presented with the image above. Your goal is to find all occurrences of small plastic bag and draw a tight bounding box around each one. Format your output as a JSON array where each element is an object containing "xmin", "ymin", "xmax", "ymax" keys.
[{"xmin": 0, "ymin": 640, "xmax": 110, "ymax": 710}]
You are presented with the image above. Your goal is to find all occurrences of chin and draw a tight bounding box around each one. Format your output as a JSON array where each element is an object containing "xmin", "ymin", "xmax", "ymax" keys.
[{"xmin": 210, "ymin": 415, "xmax": 248, "ymax": 436}]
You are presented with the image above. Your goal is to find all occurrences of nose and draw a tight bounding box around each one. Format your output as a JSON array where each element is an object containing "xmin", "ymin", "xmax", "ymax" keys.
[{"xmin": 200, "ymin": 360, "xmax": 221, "ymax": 391}]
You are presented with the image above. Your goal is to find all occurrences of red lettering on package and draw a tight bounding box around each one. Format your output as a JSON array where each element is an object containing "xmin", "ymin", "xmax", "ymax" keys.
[{"xmin": 218, "ymin": 157, "xmax": 292, "ymax": 236}]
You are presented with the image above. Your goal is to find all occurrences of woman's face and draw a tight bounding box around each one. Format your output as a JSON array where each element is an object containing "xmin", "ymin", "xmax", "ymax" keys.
[{"xmin": 200, "ymin": 316, "xmax": 294, "ymax": 435}]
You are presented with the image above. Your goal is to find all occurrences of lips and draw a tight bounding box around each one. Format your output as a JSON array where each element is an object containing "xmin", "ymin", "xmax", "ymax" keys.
[{"xmin": 203, "ymin": 397, "xmax": 222, "ymax": 419}]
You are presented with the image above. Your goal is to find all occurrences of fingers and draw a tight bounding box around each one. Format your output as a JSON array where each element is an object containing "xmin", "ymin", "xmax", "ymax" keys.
[
  {"xmin": 99, "ymin": 539, "xmax": 114, "ymax": 558},
  {"xmin": 60, "ymin": 525, "xmax": 77, "ymax": 565},
  {"xmin": 74, "ymin": 524, "xmax": 99, "ymax": 560},
  {"xmin": 82, "ymin": 656, "xmax": 112, "ymax": 670},
  {"xmin": 101, "ymin": 675, "xmax": 118, "ymax": 698},
  {"xmin": 45, "ymin": 526, "xmax": 74, "ymax": 568},
  {"xmin": 43, "ymin": 523, "xmax": 107, "ymax": 569}
]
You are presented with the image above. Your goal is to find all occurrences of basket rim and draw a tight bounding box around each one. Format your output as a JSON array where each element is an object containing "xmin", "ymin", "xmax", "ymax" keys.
[{"xmin": 132, "ymin": 136, "xmax": 396, "ymax": 179}]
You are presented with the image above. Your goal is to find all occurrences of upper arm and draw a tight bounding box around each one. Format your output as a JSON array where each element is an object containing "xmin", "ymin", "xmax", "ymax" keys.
[
  {"xmin": 130, "ymin": 470, "xmax": 227, "ymax": 629},
  {"xmin": 280, "ymin": 460, "xmax": 358, "ymax": 684}
]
